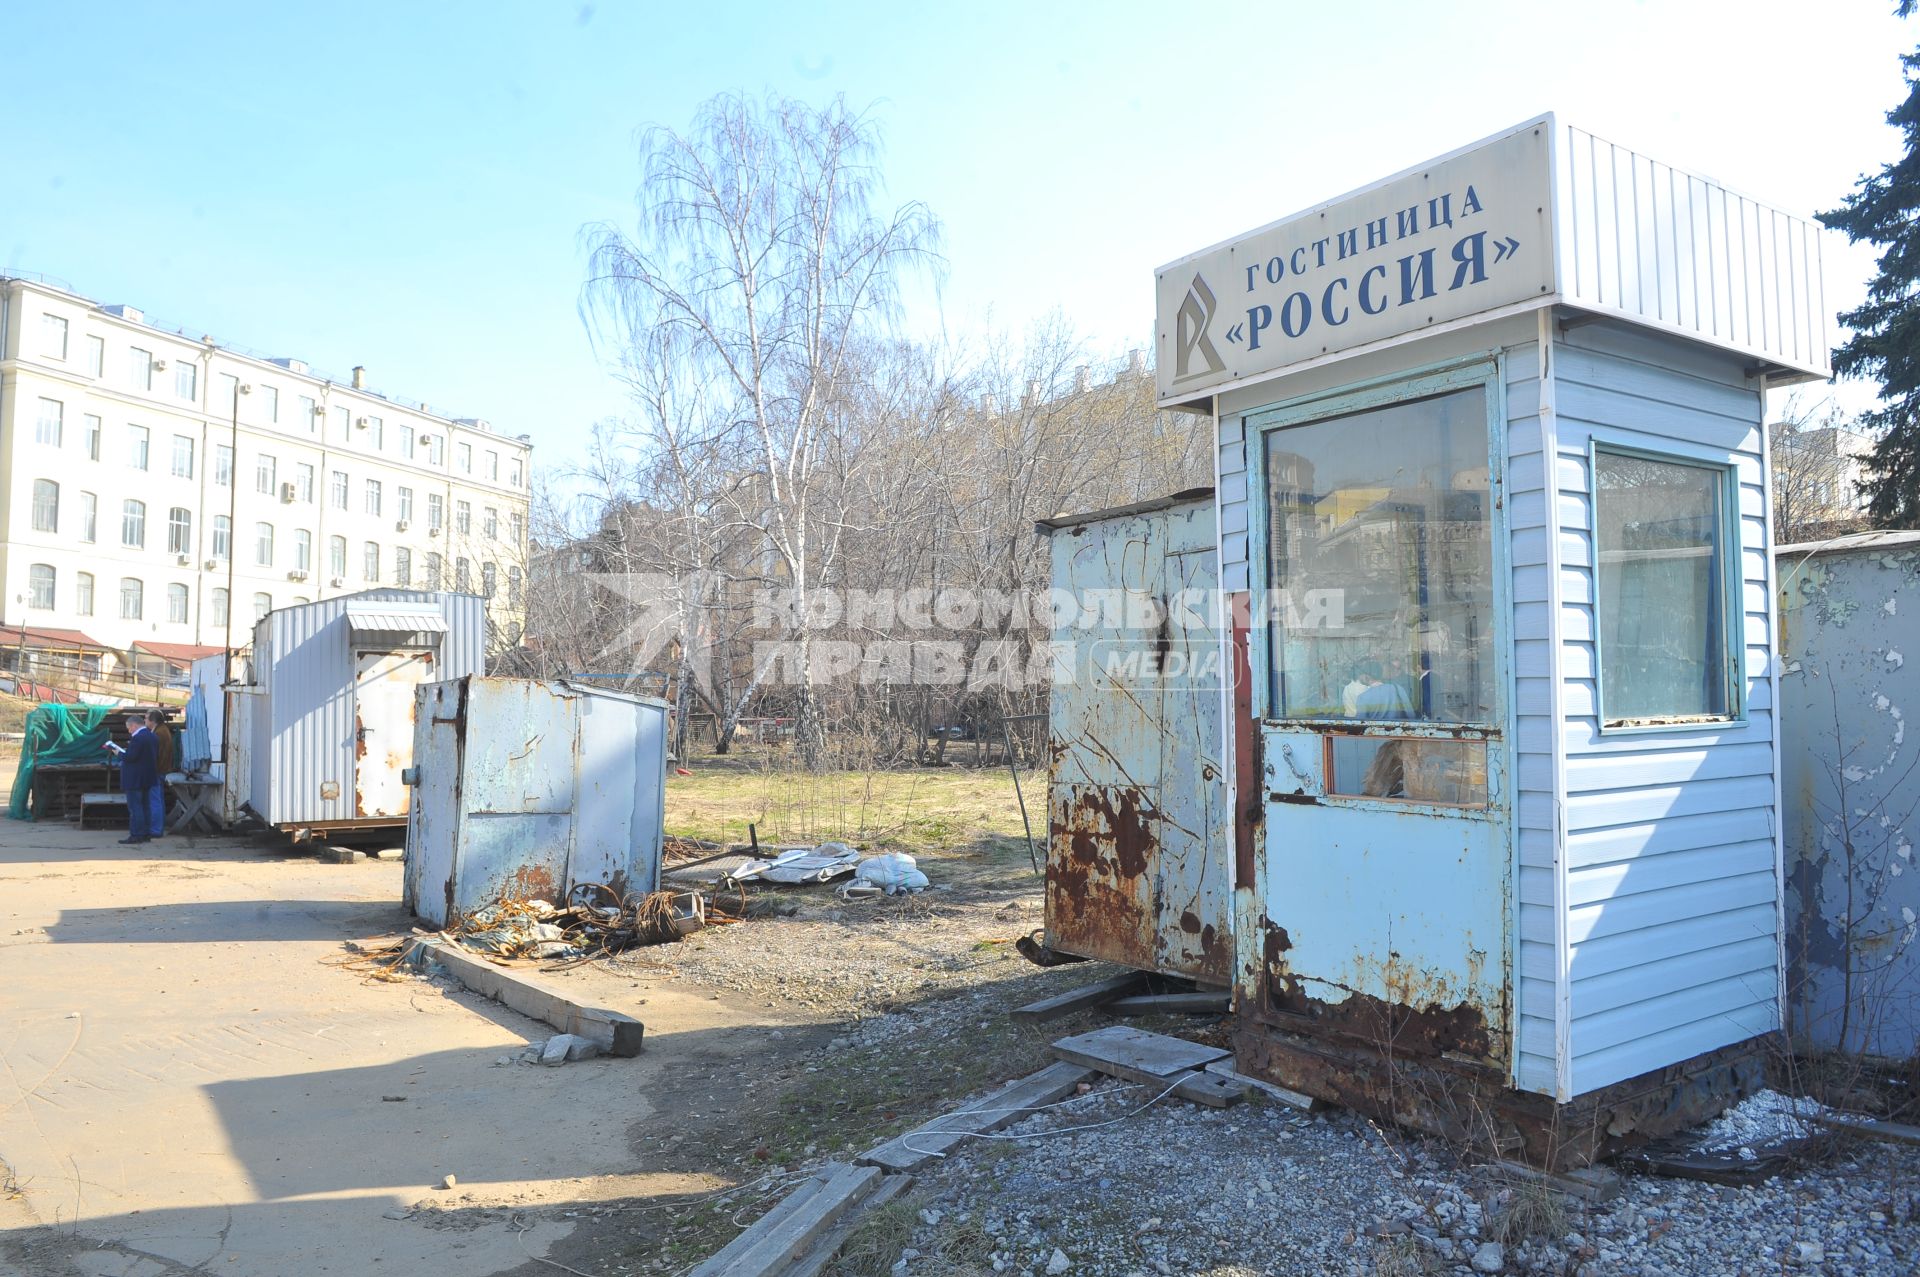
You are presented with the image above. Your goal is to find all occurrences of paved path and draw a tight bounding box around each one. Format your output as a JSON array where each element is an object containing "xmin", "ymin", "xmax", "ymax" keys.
[{"xmin": 0, "ymin": 822, "xmax": 791, "ymax": 1276}]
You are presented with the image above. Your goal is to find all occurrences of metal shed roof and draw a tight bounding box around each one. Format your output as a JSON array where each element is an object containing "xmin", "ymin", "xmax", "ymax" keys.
[{"xmin": 344, "ymin": 601, "xmax": 452, "ymax": 635}]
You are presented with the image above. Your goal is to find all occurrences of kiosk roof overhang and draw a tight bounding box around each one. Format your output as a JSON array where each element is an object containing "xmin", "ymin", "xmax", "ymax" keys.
[{"xmin": 1154, "ymin": 114, "xmax": 1832, "ymax": 411}]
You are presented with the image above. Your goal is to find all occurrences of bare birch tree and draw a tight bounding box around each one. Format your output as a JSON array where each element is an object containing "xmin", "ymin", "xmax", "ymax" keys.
[{"xmin": 583, "ymin": 92, "xmax": 940, "ymax": 766}]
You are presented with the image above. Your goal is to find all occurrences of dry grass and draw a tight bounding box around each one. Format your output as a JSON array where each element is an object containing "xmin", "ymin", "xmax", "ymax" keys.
[{"xmin": 664, "ymin": 760, "xmax": 1044, "ymax": 862}]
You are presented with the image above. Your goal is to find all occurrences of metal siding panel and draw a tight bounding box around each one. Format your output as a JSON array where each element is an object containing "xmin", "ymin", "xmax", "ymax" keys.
[{"xmin": 1571, "ymin": 1001, "xmax": 1776, "ymax": 1095}]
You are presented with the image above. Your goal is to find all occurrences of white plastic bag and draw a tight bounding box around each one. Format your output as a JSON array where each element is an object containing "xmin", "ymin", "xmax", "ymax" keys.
[{"xmin": 854, "ymin": 852, "xmax": 928, "ymax": 894}]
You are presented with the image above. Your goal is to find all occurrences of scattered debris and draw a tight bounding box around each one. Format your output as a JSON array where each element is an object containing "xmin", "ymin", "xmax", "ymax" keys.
[
  {"xmin": 687, "ymin": 1162, "xmax": 908, "ymax": 1277},
  {"xmin": 859, "ymin": 1062, "xmax": 1097, "ymax": 1172},
  {"xmin": 851, "ymin": 852, "xmax": 928, "ymax": 895},
  {"xmin": 1815, "ymin": 1113, "xmax": 1920, "ymax": 1146},
  {"xmin": 538, "ymin": 1033, "xmax": 602, "ymax": 1065},
  {"xmin": 439, "ymin": 1174, "xmax": 458, "ymax": 1190},
  {"xmin": 1201, "ymin": 1060, "xmax": 1315, "ymax": 1110},
  {"xmin": 380, "ymin": 1094, "xmax": 407, "ymax": 1103},
  {"xmin": 726, "ymin": 844, "xmax": 861, "ymax": 887},
  {"xmin": 1101, "ymin": 990, "xmax": 1230, "ymax": 1017},
  {"xmin": 1010, "ymin": 971, "xmax": 1148, "ymax": 1022},
  {"xmin": 1049, "ymin": 1025, "xmax": 1247, "ymax": 1108}
]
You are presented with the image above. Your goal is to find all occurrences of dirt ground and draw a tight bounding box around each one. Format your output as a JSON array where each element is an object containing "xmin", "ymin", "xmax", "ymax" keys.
[{"xmin": 0, "ymin": 787, "xmax": 1111, "ymax": 1277}]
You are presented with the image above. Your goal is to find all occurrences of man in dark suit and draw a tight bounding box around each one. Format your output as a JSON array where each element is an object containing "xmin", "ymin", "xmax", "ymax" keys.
[{"xmin": 116, "ymin": 713, "xmax": 162, "ymax": 845}]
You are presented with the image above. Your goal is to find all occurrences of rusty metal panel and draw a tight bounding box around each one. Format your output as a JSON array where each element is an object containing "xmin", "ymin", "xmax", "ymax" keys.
[
  {"xmin": 1043, "ymin": 494, "xmax": 1230, "ymax": 981},
  {"xmin": 1779, "ymin": 533, "xmax": 1920, "ymax": 1057}
]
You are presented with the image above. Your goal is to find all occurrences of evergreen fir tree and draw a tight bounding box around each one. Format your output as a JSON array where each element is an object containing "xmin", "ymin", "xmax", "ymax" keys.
[{"xmin": 1825, "ymin": 11, "xmax": 1920, "ymax": 526}]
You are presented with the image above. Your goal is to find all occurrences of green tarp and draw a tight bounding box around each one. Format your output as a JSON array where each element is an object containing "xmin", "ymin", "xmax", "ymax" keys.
[{"xmin": 8, "ymin": 703, "xmax": 117, "ymax": 820}]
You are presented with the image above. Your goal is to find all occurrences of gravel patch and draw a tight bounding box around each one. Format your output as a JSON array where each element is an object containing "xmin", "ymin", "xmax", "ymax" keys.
[{"xmin": 887, "ymin": 1083, "xmax": 1920, "ymax": 1277}]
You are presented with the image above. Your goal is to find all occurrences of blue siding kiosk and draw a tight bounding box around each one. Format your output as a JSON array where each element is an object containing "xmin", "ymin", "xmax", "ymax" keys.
[{"xmin": 1155, "ymin": 116, "xmax": 1829, "ymax": 1165}]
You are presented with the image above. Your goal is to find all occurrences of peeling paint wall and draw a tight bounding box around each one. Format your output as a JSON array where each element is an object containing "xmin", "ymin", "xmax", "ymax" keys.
[{"xmin": 1778, "ymin": 533, "xmax": 1920, "ymax": 1057}]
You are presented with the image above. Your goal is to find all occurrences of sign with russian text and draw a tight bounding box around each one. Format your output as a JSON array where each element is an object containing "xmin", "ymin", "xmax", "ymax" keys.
[{"xmin": 1155, "ymin": 120, "xmax": 1555, "ymax": 404}]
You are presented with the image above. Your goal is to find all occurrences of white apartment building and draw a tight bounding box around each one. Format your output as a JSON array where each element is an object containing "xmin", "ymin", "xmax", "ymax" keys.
[{"xmin": 0, "ymin": 273, "xmax": 532, "ymax": 655}]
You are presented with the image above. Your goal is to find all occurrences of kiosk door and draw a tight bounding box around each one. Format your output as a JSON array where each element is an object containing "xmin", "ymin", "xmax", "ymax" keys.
[{"xmin": 1254, "ymin": 376, "xmax": 1511, "ymax": 1066}]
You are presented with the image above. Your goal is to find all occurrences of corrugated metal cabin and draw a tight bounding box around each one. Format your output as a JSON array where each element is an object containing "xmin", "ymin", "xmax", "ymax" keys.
[
  {"xmin": 404, "ymin": 677, "xmax": 670, "ymax": 927},
  {"xmin": 232, "ymin": 590, "xmax": 487, "ymax": 833},
  {"xmin": 1144, "ymin": 115, "xmax": 1827, "ymax": 1164}
]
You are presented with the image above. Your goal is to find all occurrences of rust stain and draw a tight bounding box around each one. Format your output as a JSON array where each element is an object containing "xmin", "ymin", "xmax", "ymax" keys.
[
  {"xmin": 1179, "ymin": 910, "xmax": 1202, "ymax": 934},
  {"xmin": 503, "ymin": 863, "xmax": 556, "ymax": 902},
  {"xmin": 1047, "ymin": 786, "xmax": 1157, "ymax": 970}
]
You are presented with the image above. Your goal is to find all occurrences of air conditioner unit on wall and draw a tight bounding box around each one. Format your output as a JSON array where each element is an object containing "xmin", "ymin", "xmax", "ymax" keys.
[
  {"xmin": 355, "ymin": 416, "xmax": 369, "ymax": 429},
  {"xmin": 151, "ymin": 358, "xmax": 168, "ymax": 372},
  {"xmin": 176, "ymin": 554, "xmax": 190, "ymax": 566},
  {"xmin": 329, "ymin": 577, "xmax": 344, "ymax": 588},
  {"xmin": 395, "ymin": 520, "xmax": 408, "ymax": 532},
  {"xmin": 280, "ymin": 483, "xmax": 296, "ymax": 503},
  {"xmin": 203, "ymin": 559, "xmax": 218, "ymax": 571}
]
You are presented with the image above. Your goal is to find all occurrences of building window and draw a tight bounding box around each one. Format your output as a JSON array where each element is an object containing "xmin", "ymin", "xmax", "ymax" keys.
[
  {"xmin": 252, "ymin": 592, "xmax": 271, "ymax": 621},
  {"xmin": 395, "ymin": 547, "xmax": 412, "ymax": 587},
  {"xmin": 483, "ymin": 507, "xmax": 498, "ymax": 539},
  {"xmin": 129, "ymin": 347, "xmax": 153, "ymax": 390},
  {"xmin": 119, "ymin": 577, "xmax": 144, "ymax": 620},
  {"xmin": 211, "ymin": 515, "xmax": 230, "ymax": 561},
  {"xmin": 121, "ymin": 499, "xmax": 146, "ymax": 549},
  {"xmin": 83, "ymin": 334, "xmax": 104, "ymax": 377},
  {"xmin": 507, "ymin": 565, "xmax": 522, "ymax": 607},
  {"xmin": 455, "ymin": 556, "xmax": 471, "ymax": 592},
  {"xmin": 299, "ymin": 395, "xmax": 317, "ymax": 432},
  {"xmin": 27, "ymin": 564, "xmax": 54, "ymax": 610},
  {"xmin": 427, "ymin": 493, "xmax": 444, "ymax": 531},
  {"xmin": 333, "ymin": 404, "xmax": 351, "ymax": 439},
  {"xmin": 296, "ymin": 462, "xmax": 315, "ymax": 503},
  {"xmin": 485, "ymin": 450, "xmax": 498, "ymax": 481},
  {"xmin": 428, "ymin": 434, "xmax": 445, "ymax": 466},
  {"xmin": 167, "ymin": 583, "xmax": 189, "ymax": 624},
  {"xmin": 397, "ymin": 486, "xmax": 414, "ymax": 523},
  {"xmin": 75, "ymin": 571, "xmax": 94, "ymax": 616},
  {"xmin": 365, "ymin": 479, "xmax": 382, "ymax": 517},
  {"xmin": 291, "ymin": 596, "xmax": 310, "ymax": 605},
  {"xmin": 510, "ymin": 511, "xmax": 524, "ymax": 545},
  {"xmin": 426, "ymin": 552, "xmax": 444, "ymax": 590},
  {"xmin": 80, "ymin": 492, "xmax": 97, "ymax": 543},
  {"xmin": 31, "ymin": 480, "xmax": 58, "ymax": 532},
  {"xmin": 456, "ymin": 441, "xmax": 472, "ymax": 473},
  {"xmin": 363, "ymin": 541, "xmax": 380, "ymax": 581},
  {"xmin": 42, "ymin": 314, "xmax": 68, "ymax": 359},
  {"xmin": 215, "ymin": 443, "xmax": 233, "ymax": 486},
  {"xmin": 261, "ymin": 385, "xmax": 279, "ymax": 423},
  {"xmin": 329, "ymin": 535, "xmax": 347, "ymax": 579},
  {"xmin": 254, "ymin": 522, "xmax": 274, "ymax": 567},
  {"xmin": 84, "ymin": 414, "xmax": 101, "ymax": 460},
  {"xmin": 209, "ymin": 587, "xmax": 228, "ymax": 626},
  {"xmin": 510, "ymin": 456, "xmax": 523, "ymax": 487},
  {"xmin": 35, "ymin": 397, "xmax": 62, "ymax": 446},
  {"xmin": 401, "ymin": 424, "xmax": 415, "ymax": 457},
  {"xmin": 456, "ymin": 501, "xmax": 471, "ymax": 535},
  {"xmin": 217, "ymin": 372, "xmax": 240, "ymax": 416},
  {"xmin": 171, "ymin": 435, "xmax": 195, "ymax": 478},
  {"xmin": 481, "ymin": 562, "xmax": 497, "ymax": 598},
  {"xmin": 176, "ymin": 361, "xmax": 198, "ymax": 402},
  {"xmin": 255, "ymin": 453, "xmax": 276, "ymax": 495},
  {"xmin": 366, "ymin": 415, "xmax": 384, "ymax": 448},
  {"xmin": 129, "ymin": 425, "xmax": 150, "ymax": 470},
  {"xmin": 294, "ymin": 529, "xmax": 311, "ymax": 571},
  {"xmin": 167, "ymin": 507, "xmax": 193, "ymax": 555},
  {"xmin": 1594, "ymin": 449, "xmax": 1738, "ymax": 727},
  {"xmin": 330, "ymin": 470, "xmax": 348, "ymax": 510},
  {"xmin": 1262, "ymin": 385, "xmax": 1496, "ymax": 805}
]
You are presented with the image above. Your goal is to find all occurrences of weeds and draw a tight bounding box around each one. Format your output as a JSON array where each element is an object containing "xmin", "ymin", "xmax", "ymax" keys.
[{"xmin": 1486, "ymin": 1179, "xmax": 1568, "ymax": 1246}]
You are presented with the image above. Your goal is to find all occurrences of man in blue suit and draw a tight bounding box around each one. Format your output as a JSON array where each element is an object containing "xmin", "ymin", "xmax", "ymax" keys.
[{"xmin": 115, "ymin": 713, "xmax": 162, "ymax": 845}]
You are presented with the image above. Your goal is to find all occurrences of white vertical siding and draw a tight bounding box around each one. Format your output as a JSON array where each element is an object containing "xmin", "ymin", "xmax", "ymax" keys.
[
  {"xmin": 1504, "ymin": 340, "xmax": 1560, "ymax": 1097},
  {"xmin": 1217, "ymin": 415, "xmax": 1250, "ymax": 594},
  {"xmin": 1553, "ymin": 323, "xmax": 1780, "ymax": 1096}
]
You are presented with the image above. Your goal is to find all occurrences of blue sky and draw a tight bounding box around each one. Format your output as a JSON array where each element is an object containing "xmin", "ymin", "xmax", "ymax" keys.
[{"xmin": 8, "ymin": 1, "xmax": 1913, "ymax": 478}]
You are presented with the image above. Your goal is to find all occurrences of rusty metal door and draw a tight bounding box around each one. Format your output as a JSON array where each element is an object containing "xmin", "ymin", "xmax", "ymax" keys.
[
  {"xmin": 351, "ymin": 649, "xmax": 435, "ymax": 818},
  {"xmin": 1045, "ymin": 496, "xmax": 1230, "ymax": 982}
]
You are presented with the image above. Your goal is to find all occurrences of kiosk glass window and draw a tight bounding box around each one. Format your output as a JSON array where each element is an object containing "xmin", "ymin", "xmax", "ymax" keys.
[
  {"xmin": 1593, "ymin": 449, "xmax": 1735, "ymax": 726},
  {"xmin": 1264, "ymin": 386, "xmax": 1493, "ymax": 804}
]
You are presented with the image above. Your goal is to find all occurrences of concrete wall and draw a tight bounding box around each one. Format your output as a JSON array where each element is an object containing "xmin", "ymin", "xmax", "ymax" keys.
[{"xmin": 1778, "ymin": 532, "xmax": 1920, "ymax": 1058}]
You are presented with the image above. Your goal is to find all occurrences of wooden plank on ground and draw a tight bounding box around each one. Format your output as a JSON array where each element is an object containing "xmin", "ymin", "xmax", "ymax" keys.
[
  {"xmin": 1488, "ymin": 1160, "xmax": 1621, "ymax": 1204},
  {"xmin": 688, "ymin": 1172, "xmax": 827, "ymax": 1277},
  {"xmin": 1813, "ymin": 1113, "xmax": 1920, "ymax": 1146},
  {"xmin": 858, "ymin": 1061, "xmax": 1096, "ymax": 1172},
  {"xmin": 1050, "ymin": 1024, "xmax": 1229, "ymax": 1081},
  {"xmin": 1103, "ymin": 991, "xmax": 1231, "ymax": 1017},
  {"xmin": 1170, "ymin": 1071, "xmax": 1249, "ymax": 1108},
  {"xmin": 710, "ymin": 1163, "xmax": 883, "ymax": 1277},
  {"xmin": 403, "ymin": 938, "xmax": 645, "ymax": 1057},
  {"xmin": 1011, "ymin": 970, "xmax": 1148, "ymax": 1023},
  {"xmin": 788, "ymin": 1172, "xmax": 914, "ymax": 1277}
]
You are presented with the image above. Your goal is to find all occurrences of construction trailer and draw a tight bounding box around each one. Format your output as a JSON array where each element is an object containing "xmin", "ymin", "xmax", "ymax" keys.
[
  {"xmin": 1042, "ymin": 115, "xmax": 1829, "ymax": 1166},
  {"xmin": 228, "ymin": 590, "xmax": 486, "ymax": 834},
  {"xmin": 403, "ymin": 676, "xmax": 670, "ymax": 927}
]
